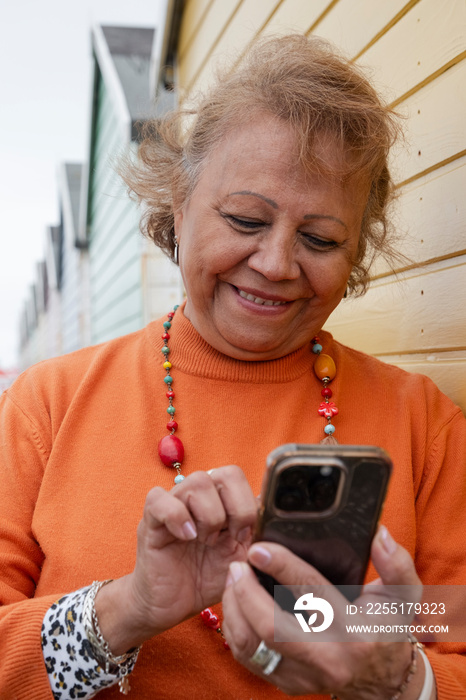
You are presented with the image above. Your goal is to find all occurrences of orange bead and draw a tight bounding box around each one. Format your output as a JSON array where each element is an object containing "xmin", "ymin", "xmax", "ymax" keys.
[{"xmin": 314, "ymin": 353, "xmax": 336, "ymax": 381}]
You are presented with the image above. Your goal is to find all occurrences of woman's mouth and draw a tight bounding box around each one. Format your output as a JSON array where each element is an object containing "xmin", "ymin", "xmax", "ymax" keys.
[{"xmin": 236, "ymin": 288, "xmax": 290, "ymax": 306}]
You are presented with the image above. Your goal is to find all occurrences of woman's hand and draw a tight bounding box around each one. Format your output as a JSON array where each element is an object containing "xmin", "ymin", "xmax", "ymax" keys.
[
  {"xmin": 95, "ymin": 466, "xmax": 257, "ymax": 654},
  {"xmin": 222, "ymin": 527, "xmax": 432, "ymax": 700}
]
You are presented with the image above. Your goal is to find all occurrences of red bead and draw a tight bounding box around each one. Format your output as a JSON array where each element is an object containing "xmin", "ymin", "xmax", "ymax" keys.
[
  {"xmin": 223, "ymin": 640, "xmax": 230, "ymax": 650},
  {"xmin": 158, "ymin": 435, "xmax": 184, "ymax": 467},
  {"xmin": 167, "ymin": 312, "xmax": 174, "ymax": 320},
  {"xmin": 206, "ymin": 614, "xmax": 220, "ymax": 629},
  {"xmin": 200, "ymin": 608, "xmax": 213, "ymax": 622},
  {"xmin": 321, "ymin": 387, "xmax": 333, "ymax": 398},
  {"xmin": 162, "ymin": 332, "xmax": 170, "ymax": 340},
  {"xmin": 166, "ymin": 420, "xmax": 178, "ymax": 431},
  {"xmin": 312, "ymin": 336, "xmax": 320, "ymax": 344},
  {"xmin": 166, "ymin": 390, "xmax": 175, "ymax": 399},
  {"xmin": 200, "ymin": 608, "xmax": 220, "ymax": 629}
]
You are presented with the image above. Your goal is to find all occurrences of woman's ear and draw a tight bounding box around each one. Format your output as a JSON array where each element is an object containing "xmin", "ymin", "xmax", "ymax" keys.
[
  {"xmin": 173, "ymin": 182, "xmax": 185, "ymax": 241},
  {"xmin": 173, "ymin": 207, "xmax": 183, "ymax": 265},
  {"xmin": 172, "ymin": 176, "xmax": 184, "ymax": 240},
  {"xmin": 173, "ymin": 208, "xmax": 183, "ymax": 241}
]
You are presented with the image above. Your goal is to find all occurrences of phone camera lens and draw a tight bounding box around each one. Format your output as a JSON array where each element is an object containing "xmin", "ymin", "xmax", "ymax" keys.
[
  {"xmin": 276, "ymin": 488, "xmax": 304, "ymax": 511},
  {"xmin": 307, "ymin": 467, "xmax": 340, "ymax": 511},
  {"xmin": 275, "ymin": 465, "xmax": 341, "ymax": 512},
  {"xmin": 275, "ymin": 467, "xmax": 307, "ymax": 511},
  {"xmin": 280, "ymin": 467, "xmax": 307, "ymax": 488}
]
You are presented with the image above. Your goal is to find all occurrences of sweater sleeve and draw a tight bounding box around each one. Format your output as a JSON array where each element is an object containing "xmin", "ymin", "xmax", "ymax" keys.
[
  {"xmin": 0, "ymin": 387, "xmax": 59, "ymax": 698},
  {"xmin": 414, "ymin": 407, "xmax": 466, "ymax": 699}
]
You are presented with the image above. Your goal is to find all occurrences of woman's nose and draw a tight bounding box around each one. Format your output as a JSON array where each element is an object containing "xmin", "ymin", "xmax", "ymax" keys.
[{"xmin": 247, "ymin": 231, "xmax": 300, "ymax": 281}]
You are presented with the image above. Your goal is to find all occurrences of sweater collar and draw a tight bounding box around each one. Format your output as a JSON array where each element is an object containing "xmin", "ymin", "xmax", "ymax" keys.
[{"xmin": 146, "ymin": 304, "xmax": 334, "ymax": 384}]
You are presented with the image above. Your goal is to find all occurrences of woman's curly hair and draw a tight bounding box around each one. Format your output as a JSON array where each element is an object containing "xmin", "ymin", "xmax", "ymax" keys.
[{"xmin": 122, "ymin": 34, "xmax": 402, "ymax": 295}]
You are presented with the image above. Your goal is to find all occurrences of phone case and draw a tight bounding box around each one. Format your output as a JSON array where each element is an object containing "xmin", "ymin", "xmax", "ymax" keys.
[{"xmin": 254, "ymin": 444, "xmax": 392, "ymax": 600}]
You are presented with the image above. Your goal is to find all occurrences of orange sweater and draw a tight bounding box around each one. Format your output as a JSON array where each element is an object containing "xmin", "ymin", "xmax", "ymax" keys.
[{"xmin": 1, "ymin": 307, "xmax": 465, "ymax": 699}]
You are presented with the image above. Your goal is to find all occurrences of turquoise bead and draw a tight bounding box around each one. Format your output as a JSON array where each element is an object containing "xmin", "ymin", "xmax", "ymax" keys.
[
  {"xmin": 324, "ymin": 424, "xmax": 336, "ymax": 435},
  {"xmin": 163, "ymin": 321, "xmax": 172, "ymax": 329},
  {"xmin": 167, "ymin": 406, "xmax": 176, "ymax": 415},
  {"xmin": 312, "ymin": 343, "xmax": 323, "ymax": 354},
  {"xmin": 174, "ymin": 305, "xmax": 179, "ymax": 311},
  {"xmin": 164, "ymin": 375, "xmax": 173, "ymax": 384},
  {"xmin": 161, "ymin": 346, "xmax": 170, "ymax": 355},
  {"xmin": 174, "ymin": 474, "xmax": 185, "ymax": 484}
]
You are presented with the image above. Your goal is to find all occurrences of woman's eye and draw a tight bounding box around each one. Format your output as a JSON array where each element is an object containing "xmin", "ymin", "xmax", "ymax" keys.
[
  {"xmin": 224, "ymin": 215, "xmax": 263, "ymax": 230},
  {"xmin": 301, "ymin": 233, "xmax": 338, "ymax": 251}
]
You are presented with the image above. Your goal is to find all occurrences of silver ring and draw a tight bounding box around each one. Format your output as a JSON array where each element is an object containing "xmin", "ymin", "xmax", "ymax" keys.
[
  {"xmin": 250, "ymin": 640, "xmax": 282, "ymax": 676},
  {"xmin": 262, "ymin": 650, "xmax": 282, "ymax": 676}
]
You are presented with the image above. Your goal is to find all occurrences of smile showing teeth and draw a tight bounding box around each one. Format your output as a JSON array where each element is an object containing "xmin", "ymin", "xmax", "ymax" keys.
[{"xmin": 238, "ymin": 289, "xmax": 288, "ymax": 306}]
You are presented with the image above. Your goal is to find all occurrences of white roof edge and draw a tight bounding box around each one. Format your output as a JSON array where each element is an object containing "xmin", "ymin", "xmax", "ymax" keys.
[
  {"xmin": 79, "ymin": 26, "xmax": 133, "ymax": 244},
  {"xmin": 44, "ymin": 227, "xmax": 59, "ymax": 290},
  {"xmin": 149, "ymin": 0, "xmax": 173, "ymax": 100},
  {"xmin": 92, "ymin": 23, "xmax": 132, "ymax": 139},
  {"xmin": 58, "ymin": 163, "xmax": 76, "ymax": 247},
  {"xmin": 35, "ymin": 261, "xmax": 47, "ymax": 314},
  {"xmin": 78, "ymin": 58, "xmax": 96, "ymax": 246}
]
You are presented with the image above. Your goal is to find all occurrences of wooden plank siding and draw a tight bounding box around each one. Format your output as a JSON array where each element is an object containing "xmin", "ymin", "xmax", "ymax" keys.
[
  {"xmin": 142, "ymin": 242, "xmax": 186, "ymax": 325},
  {"xmin": 179, "ymin": 0, "xmax": 214, "ymax": 57},
  {"xmin": 371, "ymin": 156, "xmax": 466, "ymax": 277},
  {"xmin": 88, "ymin": 73, "xmax": 144, "ymax": 345},
  {"xmin": 177, "ymin": 0, "xmax": 466, "ymax": 412},
  {"xmin": 264, "ymin": 0, "xmax": 333, "ymax": 35},
  {"xmin": 359, "ymin": 0, "xmax": 466, "ymax": 104},
  {"xmin": 304, "ymin": 0, "xmax": 416, "ymax": 56}
]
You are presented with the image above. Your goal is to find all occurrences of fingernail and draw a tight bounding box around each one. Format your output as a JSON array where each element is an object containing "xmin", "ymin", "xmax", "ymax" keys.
[
  {"xmin": 237, "ymin": 526, "xmax": 252, "ymax": 543},
  {"xmin": 182, "ymin": 521, "xmax": 197, "ymax": 540},
  {"xmin": 249, "ymin": 545, "xmax": 272, "ymax": 567},
  {"xmin": 379, "ymin": 525, "xmax": 397, "ymax": 555},
  {"xmin": 229, "ymin": 561, "xmax": 245, "ymax": 583}
]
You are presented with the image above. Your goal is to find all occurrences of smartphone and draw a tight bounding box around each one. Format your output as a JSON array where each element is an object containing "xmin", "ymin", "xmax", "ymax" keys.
[{"xmin": 253, "ymin": 444, "xmax": 392, "ymax": 601}]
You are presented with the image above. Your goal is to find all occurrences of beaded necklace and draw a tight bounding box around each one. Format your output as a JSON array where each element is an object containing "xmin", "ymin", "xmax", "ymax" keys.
[
  {"xmin": 158, "ymin": 305, "xmax": 339, "ymax": 478},
  {"xmin": 157, "ymin": 305, "xmax": 338, "ymax": 647}
]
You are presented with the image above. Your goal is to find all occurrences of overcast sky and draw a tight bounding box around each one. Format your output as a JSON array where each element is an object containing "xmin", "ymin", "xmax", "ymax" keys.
[{"xmin": 0, "ymin": 0, "xmax": 158, "ymax": 368}]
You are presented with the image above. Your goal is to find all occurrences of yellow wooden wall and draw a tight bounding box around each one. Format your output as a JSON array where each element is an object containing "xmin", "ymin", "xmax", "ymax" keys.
[{"xmin": 177, "ymin": 0, "xmax": 466, "ymax": 412}]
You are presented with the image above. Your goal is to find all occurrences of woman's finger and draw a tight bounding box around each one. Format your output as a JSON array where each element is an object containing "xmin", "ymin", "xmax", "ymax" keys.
[
  {"xmin": 140, "ymin": 486, "xmax": 198, "ymax": 547},
  {"xmin": 223, "ymin": 561, "xmax": 279, "ymax": 661},
  {"xmin": 222, "ymin": 564, "xmax": 261, "ymax": 660},
  {"xmin": 248, "ymin": 541, "xmax": 330, "ymax": 586},
  {"xmin": 140, "ymin": 466, "xmax": 256, "ymax": 550},
  {"xmin": 224, "ymin": 559, "xmax": 307, "ymax": 658},
  {"xmin": 207, "ymin": 465, "xmax": 257, "ymax": 541},
  {"xmin": 222, "ymin": 560, "xmax": 336, "ymax": 695},
  {"xmin": 171, "ymin": 470, "xmax": 230, "ymax": 543},
  {"xmin": 371, "ymin": 525, "xmax": 422, "ymax": 586}
]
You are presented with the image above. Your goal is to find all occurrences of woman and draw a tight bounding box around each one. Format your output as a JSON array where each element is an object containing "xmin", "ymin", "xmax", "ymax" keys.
[{"xmin": 1, "ymin": 35, "xmax": 465, "ymax": 700}]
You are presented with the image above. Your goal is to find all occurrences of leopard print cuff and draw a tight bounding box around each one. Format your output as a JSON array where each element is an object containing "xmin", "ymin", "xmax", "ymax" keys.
[{"xmin": 41, "ymin": 587, "xmax": 134, "ymax": 699}]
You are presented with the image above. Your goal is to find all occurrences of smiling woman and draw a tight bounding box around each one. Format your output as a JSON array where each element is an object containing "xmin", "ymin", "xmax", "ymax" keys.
[
  {"xmin": 1, "ymin": 33, "xmax": 465, "ymax": 700},
  {"xmin": 173, "ymin": 115, "xmax": 367, "ymax": 359},
  {"xmin": 126, "ymin": 35, "xmax": 400, "ymax": 297}
]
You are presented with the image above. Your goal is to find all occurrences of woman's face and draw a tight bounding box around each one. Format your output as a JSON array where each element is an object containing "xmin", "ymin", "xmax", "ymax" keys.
[{"xmin": 174, "ymin": 115, "xmax": 369, "ymax": 360}]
